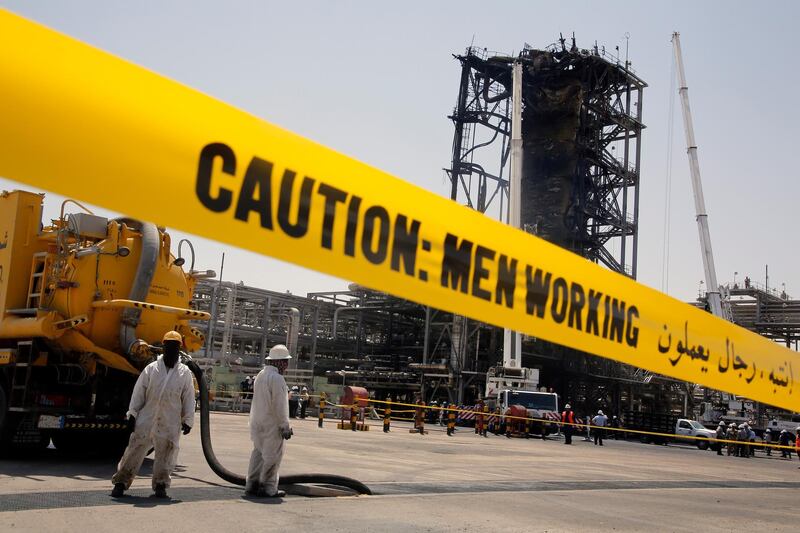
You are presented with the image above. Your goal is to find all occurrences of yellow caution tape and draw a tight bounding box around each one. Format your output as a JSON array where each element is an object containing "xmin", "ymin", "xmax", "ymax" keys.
[
  {"xmin": 363, "ymin": 398, "xmax": 795, "ymax": 451},
  {"xmin": 0, "ymin": 10, "xmax": 798, "ymax": 411}
]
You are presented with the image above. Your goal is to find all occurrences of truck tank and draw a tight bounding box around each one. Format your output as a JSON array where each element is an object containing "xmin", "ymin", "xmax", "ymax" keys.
[{"xmin": 0, "ymin": 190, "xmax": 211, "ymax": 452}]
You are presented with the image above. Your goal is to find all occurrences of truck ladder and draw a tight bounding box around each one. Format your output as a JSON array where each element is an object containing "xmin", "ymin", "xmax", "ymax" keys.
[
  {"xmin": 25, "ymin": 251, "xmax": 48, "ymax": 310},
  {"xmin": 8, "ymin": 340, "xmax": 35, "ymax": 411}
]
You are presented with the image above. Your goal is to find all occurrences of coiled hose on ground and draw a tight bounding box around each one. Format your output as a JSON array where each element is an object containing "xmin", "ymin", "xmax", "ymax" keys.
[{"xmin": 185, "ymin": 359, "xmax": 372, "ymax": 496}]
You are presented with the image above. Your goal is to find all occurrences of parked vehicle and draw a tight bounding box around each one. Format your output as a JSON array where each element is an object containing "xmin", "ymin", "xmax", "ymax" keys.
[{"xmin": 624, "ymin": 411, "xmax": 716, "ymax": 450}]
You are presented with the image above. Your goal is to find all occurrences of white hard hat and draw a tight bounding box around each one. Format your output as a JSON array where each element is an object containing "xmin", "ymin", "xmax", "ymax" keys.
[
  {"xmin": 266, "ymin": 344, "xmax": 292, "ymax": 360},
  {"xmin": 564, "ymin": 404, "xmax": 571, "ymax": 409},
  {"xmin": 718, "ymin": 421, "xmax": 726, "ymax": 426},
  {"xmin": 597, "ymin": 410, "xmax": 604, "ymax": 416}
]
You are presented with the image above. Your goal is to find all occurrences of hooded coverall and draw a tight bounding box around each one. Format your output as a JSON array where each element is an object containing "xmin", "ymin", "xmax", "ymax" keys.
[
  {"xmin": 246, "ymin": 365, "xmax": 291, "ymax": 495},
  {"xmin": 111, "ymin": 356, "xmax": 195, "ymax": 490}
]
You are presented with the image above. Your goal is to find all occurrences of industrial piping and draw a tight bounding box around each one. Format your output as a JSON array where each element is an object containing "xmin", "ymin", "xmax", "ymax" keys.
[
  {"xmin": 185, "ymin": 358, "xmax": 372, "ymax": 495},
  {"xmin": 117, "ymin": 219, "xmax": 160, "ymax": 357}
]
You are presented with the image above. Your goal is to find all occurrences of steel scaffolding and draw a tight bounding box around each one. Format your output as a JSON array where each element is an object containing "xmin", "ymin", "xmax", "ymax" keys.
[
  {"xmin": 190, "ymin": 279, "xmax": 499, "ymax": 400},
  {"xmin": 443, "ymin": 38, "xmax": 659, "ymax": 415},
  {"xmin": 446, "ymin": 39, "xmax": 646, "ymax": 276}
]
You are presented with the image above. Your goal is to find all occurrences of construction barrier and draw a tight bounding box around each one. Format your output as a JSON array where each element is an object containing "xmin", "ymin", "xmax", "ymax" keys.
[
  {"xmin": 219, "ymin": 390, "xmax": 796, "ymax": 454},
  {"xmin": 355, "ymin": 397, "xmax": 799, "ymax": 454},
  {"xmin": 318, "ymin": 392, "xmax": 326, "ymax": 428},
  {"xmin": 0, "ymin": 10, "xmax": 798, "ymax": 411},
  {"xmin": 413, "ymin": 402, "xmax": 426, "ymax": 435},
  {"xmin": 383, "ymin": 399, "xmax": 391, "ymax": 433},
  {"xmin": 205, "ymin": 387, "xmax": 789, "ymax": 453}
]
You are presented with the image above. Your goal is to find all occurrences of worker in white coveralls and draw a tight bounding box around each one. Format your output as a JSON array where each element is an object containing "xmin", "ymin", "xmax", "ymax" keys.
[
  {"xmin": 111, "ymin": 331, "xmax": 195, "ymax": 499},
  {"xmin": 246, "ymin": 344, "xmax": 294, "ymax": 498}
]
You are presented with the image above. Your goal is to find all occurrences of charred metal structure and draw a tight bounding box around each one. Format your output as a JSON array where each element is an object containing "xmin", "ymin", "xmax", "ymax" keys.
[
  {"xmin": 443, "ymin": 38, "xmax": 667, "ymax": 415},
  {"xmin": 446, "ymin": 39, "xmax": 645, "ymax": 274}
]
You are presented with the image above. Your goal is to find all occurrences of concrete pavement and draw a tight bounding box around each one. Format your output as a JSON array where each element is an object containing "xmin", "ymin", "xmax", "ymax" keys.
[{"xmin": 1, "ymin": 413, "xmax": 798, "ymax": 531}]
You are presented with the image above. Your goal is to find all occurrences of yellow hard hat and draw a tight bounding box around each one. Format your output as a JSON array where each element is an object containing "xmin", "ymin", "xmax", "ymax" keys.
[{"xmin": 163, "ymin": 330, "xmax": 182, "ymax": 343}]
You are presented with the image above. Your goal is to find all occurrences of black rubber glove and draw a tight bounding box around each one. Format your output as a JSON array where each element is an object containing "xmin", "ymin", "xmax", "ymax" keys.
[
  {"xmin": 281, "ymin": 427, "xmax": 293, "ymax": 440},
  {"xmin": 182, "ymin": 423, "xmax": 192, "ymax": 435},
  {"xmin": 127, "ymin": 415, "xmax": 136, "ymax": 432}
]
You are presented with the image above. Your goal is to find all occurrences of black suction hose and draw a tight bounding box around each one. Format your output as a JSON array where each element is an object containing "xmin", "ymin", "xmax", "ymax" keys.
[{"xmin": 186, "ymin": 359, "xmax": 372, "ymax": 495}]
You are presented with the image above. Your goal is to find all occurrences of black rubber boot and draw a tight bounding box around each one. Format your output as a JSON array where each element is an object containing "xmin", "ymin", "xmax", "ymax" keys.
[
  {"xmin": 154, "ymin": 483, "xmax": 168, "ymax": 498},
  {"xmin": 111, "ymin": 483, "xmax": 125, "ymax": 498}
]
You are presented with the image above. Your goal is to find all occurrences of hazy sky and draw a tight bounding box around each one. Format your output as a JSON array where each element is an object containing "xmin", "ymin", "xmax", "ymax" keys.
[{"xmin": 1, "ymin": 1, "xmax": 797, "ymax": 302}]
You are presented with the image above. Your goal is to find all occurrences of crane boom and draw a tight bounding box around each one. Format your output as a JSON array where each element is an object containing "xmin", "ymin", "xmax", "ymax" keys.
[
  {"xmin": 671, "ymin": 32, "xmax": 727, "ymax": 318},
  {"xmin": 503, "ymin": 61, "xmax": 523, "ymax": 368}
]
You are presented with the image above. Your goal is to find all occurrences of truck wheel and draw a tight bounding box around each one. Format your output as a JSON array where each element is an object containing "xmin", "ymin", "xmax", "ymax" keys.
[
  {"xmin": 0, "ymin": 412, "xmax": 48, "ymax": 456},
  {"xmin": 0, "ymin": 382, "xmax": 6, "ymax": 434},
  {"xmin": 53, "ymin": 432, "xmax": 128, "ymax": 457},
  {"xmin": 696, "ymin": 438, "xmax": 709, "ymax": 450},
  {"xmin": 52, "ymin": 433, "xmax": 86, "ymax": 455},
  {"xmin": 0, "ymin": 382, "xmax": 8, "ymax": 454},
  {"xmin": 100, "ymin": 432, "xmax": 130, "ymax": 457}
]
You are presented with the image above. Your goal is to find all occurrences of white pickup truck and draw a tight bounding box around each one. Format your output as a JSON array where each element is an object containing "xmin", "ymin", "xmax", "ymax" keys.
[
  {"xmin": 625, "ymin": 411, "xmax": 717, "ymax": 450},
  {"xmin": 674, "ymin": 419, "xmax": 718, "ymax": 449}
]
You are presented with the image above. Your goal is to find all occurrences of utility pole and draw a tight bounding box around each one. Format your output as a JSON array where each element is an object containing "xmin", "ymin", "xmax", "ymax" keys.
[{"xmin": 672, "ymin": 32, "xmax": 725, "ymax": 318}]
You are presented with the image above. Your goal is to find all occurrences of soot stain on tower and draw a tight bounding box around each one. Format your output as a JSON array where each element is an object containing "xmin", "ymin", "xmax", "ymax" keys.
[{"xmin": 446, "ymin": 36, "xmax": 656, "ymax": 413}]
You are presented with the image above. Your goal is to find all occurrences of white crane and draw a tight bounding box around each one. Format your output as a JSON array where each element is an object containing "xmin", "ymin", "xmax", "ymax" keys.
[
  {"xmin": 503, "ymin": 61, "xmax": 523, "ymax": 368},
  {"xmin": 671, "ymin": 32, "xmax": 731, "ymax": 320}
]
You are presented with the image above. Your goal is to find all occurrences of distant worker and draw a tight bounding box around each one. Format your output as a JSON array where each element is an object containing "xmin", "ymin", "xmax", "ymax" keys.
[
  {"xmin": 245, "ymin": 344, "xmax": 293, "ymax": 498},
  {"xmin": 288, "ymin": 386, "xmax": 300, "ymax": 418},
  {"xmin": 299, "ymin": 387, "xmax": 310, "ymax": 419},
  {"xmin": 795, "ymin": 428, "xmax": 800, "ymax": 464},
  {"xmin": 744, "ymin": 276, "xmax": 751, "ymax": 288},
  {"xmin": 488, "ymin": 406, "xmax": 500, "ymax": 435},
  {"xmin": 591, "ymin": 410, "xmax": 608, "ymax": 446},
  {"xmin": 610, "ymin": 415, "xmax": 622, "ymax": 440},
  {"xmin": 481, "ymin": 403, "xmax": 490, "ymax": 437},
  {"xmin": 111, "ymin": 331, "xmax": 195, "ymax": 499},
  {"xmin": 428, "ymin": 400, "xmax": 438, "ymax": 424},
  {"xmin": 715, "ymin": 421, "xmax": 726, "ymax": 456},
  {"xmin": 241, "ymin": 374, "xmax": 253, "ymax": 394},
  {"xmin": 561, "ymin": 404, "xmax": 576, "ymax": 445},
  {"xmin": 475, "ymin": 399, "xmax": 485, "ymax": 436},
  {"xmin": 447, "ymin": 405, "xmax": 456, "ymax": 436},
  {"xmin": 779, "ymin": 429, "xmax": 793, "ymax": 459},
  {"xmin": 737, "ymin": 424, "xmax": 750, "ymax": 458},
  {"xmin": 763, "ymin": 428, "xmax": 772, "ymax": 456},
  {"xmin": 747, "ymin": 423, "xmax": 756, "ymax": 457},
  {"xmin": 727, "ymin": 423, "xmax": 739, "ymax": 456}
]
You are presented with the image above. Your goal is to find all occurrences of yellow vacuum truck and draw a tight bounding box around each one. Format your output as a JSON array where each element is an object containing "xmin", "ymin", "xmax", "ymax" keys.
[
  {"xmin": 0, "ymin": 190, "xmax": 210, "ymax": 453},
  {"xmin": 0, "ymin": 189, "xmax": 372, "ymax": 494}
]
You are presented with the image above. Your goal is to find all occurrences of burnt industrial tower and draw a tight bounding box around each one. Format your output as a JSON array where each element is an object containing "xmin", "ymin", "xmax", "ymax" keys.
[{"xmin": 445, "ymin": 38, "xmax": 648, "ymax": 412}]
